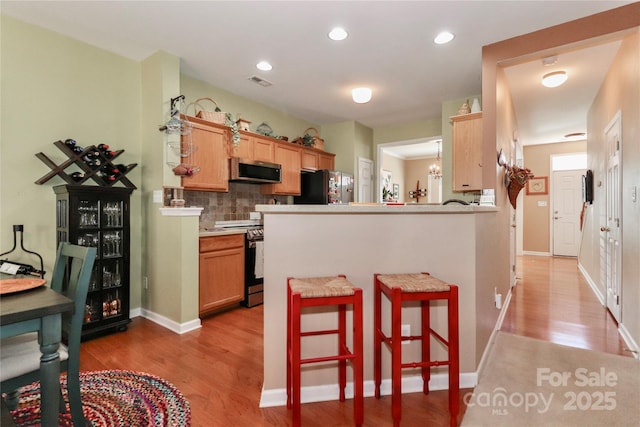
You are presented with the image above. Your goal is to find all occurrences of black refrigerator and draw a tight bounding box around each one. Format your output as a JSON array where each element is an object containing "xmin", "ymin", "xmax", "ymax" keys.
[{"xmin": 294, "ymin": 170, "xmax": 354, "ymax": 204}]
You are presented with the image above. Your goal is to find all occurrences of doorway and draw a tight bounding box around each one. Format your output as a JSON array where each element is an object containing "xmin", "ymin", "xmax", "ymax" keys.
[{"xmin": 602, "ymin": 111, "xmax": 622, "ymax": 323}]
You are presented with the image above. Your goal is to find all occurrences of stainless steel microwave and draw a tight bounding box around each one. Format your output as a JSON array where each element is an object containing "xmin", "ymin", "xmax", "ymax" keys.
[{"xmin": 229, "ymin": 158, "xmax": 282, "ymax": 184}]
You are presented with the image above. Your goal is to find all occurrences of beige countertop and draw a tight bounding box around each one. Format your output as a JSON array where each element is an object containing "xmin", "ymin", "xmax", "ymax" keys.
[{"xmin": 255, "ymin": 203, "xmax": 498, "ymax": 214}]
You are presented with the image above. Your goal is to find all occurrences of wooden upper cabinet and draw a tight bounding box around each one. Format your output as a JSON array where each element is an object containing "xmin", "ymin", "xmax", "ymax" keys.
[
  {"xmin": 253, "ymin": 136, "xmax": 275, "ymax": 163},
  {"xmin": 301, "ymin": 148, "xmax": 335, "ymax": 172},
  {"xmin": 261, "ymin": 142, "xmax": 302, "ymax": 195},
  {"xmin": 232, "ymin": 132, "xmax": 253, "ymax": 160},
  {"xmin": 181, "ymin": 118, "xmax": 229, "ymax": 192},
  {"xmin": 451, "ymin": 112, "xmax": 483, "ymax": 192},
  {"xmin": 318, "ymin": 151, "xmax": 335, "ymax": 170}
]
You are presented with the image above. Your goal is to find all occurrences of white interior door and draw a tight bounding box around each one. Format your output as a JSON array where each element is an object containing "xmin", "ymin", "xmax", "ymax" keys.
[
  {"xmin": 357, "ymin": 157, "xmax": 373, "ymax": 203},
  {"xmin": 552, "ymin": 170, "xmax": 584, "ymax": 256},
  {"xmin": 602, "ymin": 112, "xmax": 622, "ymax": 322}
]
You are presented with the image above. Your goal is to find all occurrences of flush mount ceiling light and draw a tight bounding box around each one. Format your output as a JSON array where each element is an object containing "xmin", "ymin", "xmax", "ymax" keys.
[
  {"xmin": 256, "ymin": 61, "xmax": 272, "ymax": 71},
  {"xmin": 434, "ymin": 31, "xmax": 454, "ymax": 44},
  {"xmin": 542, "ymin": 71, "xmax": 568, "ymax": 88},
  {"xmin": 351, "ymin": 87, "xmax": 372, "ymax": 104},
  {"xmin": 328, "ymin": 27, "xmax": 348, "ymax": 41}
]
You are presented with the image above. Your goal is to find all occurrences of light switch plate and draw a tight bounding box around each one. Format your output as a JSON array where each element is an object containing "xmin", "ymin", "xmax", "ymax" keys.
[
  {"xmin": 632, "ymin": 185, "xmax": 637, "ymax": 203},
  {"xmin": 153, "ymin": 190, "xmax": 163, "ymax": 204},
  {"xmin": 537, "ymin": 201, "xmax": 547, "ymax": 207}
]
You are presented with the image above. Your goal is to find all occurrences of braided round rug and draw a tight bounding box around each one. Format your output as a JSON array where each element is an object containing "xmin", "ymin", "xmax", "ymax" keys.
[{"xmin": 8, "ymin": 370, "xmax": 191, "ymax": 426}]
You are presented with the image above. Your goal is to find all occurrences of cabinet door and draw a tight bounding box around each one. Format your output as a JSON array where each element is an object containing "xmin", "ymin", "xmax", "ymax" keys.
[
  {"xmin": 318, "ymin": 152, "xmax": 335, "ymax": 170},
  {"xmin": 253, "ymin": 136, "xmax": 275, "ymax": 162},
  {"xmin": 199, "ymin": 245, "xmax": 244, "ymax": 315},
  {"xmin": 452, "ymin": 112, "xmax": 483, "ymax": 191},
  {"xmin": 301, "ymin": 149, "xmax": 319, "ymax": 171},
  {"xmin": 232, "ymin": 132, "xmax": 253, "ymax": 160},
  {"xmin": 181, "ymin": 121, "xmax": 229, "ymax": 192},
  {"xmin": 262, "ymin": 142, "xmax": 302, "ymax": 195}
]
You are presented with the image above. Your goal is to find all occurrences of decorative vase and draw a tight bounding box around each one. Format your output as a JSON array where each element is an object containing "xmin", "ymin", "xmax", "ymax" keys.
[{"xmin": 471, "ymin": 98, "xmax": 481, "ymax": 113}]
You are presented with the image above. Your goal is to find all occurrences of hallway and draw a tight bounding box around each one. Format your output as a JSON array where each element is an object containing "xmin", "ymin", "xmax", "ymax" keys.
[{"xmin": 501, "ymin": 255, "xmax": 631, "ymax": 357}]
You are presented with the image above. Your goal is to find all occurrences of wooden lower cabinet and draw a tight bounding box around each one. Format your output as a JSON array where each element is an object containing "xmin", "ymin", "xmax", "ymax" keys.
[{"xmin": 199, "ymin": 234, "xmax": 244, "ymax": 316}]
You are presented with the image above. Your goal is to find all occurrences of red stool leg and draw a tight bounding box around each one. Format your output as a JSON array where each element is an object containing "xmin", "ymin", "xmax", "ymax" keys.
[
  {"xmin": 391, "ymin": 287, "xmax": 403, "ymax": 427},
  {"xmin": 353, "ymin": 288, "xmax": 364, "ymax": 427},
  {"xmin": 286, "ymin": 281, "xmax": 292, "ymax": 409},
  {"xmin": 291, "ymin": 292, "xmax": 302, "ymax": 427},
  {"xmin": 338, "ymin": 302, "xmax": 347, "ymax": 402},
  {"xmin": 421, "ymin": 299, "xmax": 431, "ymax": 394},
  {"xmin": 448, "ymin": 285, "xmax": 460, "ymax": 427},
  {"xmin": 374, "ymin": 275, "xmax": 382, "ymax": 399}
]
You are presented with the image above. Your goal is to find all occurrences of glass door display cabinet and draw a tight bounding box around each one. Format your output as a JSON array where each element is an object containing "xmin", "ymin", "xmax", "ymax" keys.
[{"xmin": 54, "ymin": 185, "xmax": 133, "ymax": 337}]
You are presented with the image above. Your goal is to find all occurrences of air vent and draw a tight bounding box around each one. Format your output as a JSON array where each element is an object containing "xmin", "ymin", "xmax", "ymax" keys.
[{"xmin": 248, "ymin": 75, "xmax": 273, "ymax": 87}]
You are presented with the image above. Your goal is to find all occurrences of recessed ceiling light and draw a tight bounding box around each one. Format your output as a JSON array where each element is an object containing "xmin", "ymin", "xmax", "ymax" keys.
[
  {"xmin": 434, "ymin": 31, "xmax": 454, "ymax": 44},
  {"xmin": 256, "ymin": 61, "xmax": 272, "ymax": 71},
  {"xmin": 352, "ymin": 87, "xmax": 372, "ymax": 104},
  {"xmin": 328, "ymin": 27, "xmax": 348, "ymax": 41},
  {"xmin": 542, "ymin": 71, "xmax": 568, "ymax": 88}
]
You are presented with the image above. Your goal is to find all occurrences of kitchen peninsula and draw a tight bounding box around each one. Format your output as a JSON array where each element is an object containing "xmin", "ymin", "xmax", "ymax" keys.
[{"xmin": 256, "ymin": 203, "xmax": 502, "ymax": 407}]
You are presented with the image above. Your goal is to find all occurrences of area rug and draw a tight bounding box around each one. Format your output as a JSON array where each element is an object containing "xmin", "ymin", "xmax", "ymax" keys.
[
  {"xmin": 461, "ymin": 331, "xmax": 639, "ymax": 426},
  {"xmin": 8, "ymin": 369, "xmax": 191, "ymax": 426}
]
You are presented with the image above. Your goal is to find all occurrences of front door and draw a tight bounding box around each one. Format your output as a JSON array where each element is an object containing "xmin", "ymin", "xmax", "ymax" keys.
[
  {"xmin": 602, "ymin": 112, "xmax": 622, "ymax": 322},
  {"xmin": 552, "ymin": 169, "xmax": 584, "ymax": 257}
]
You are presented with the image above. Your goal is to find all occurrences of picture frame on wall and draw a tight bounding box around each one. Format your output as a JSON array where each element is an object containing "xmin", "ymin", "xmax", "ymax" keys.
[
  {"xmin": 381, "ymin": 170, "xmax": 392, "ymax": 201},
  {"xmin": 526, "ymin": 176, "xmax": 548, "ymax": 195},
  {"xmin": 393, "ymin": 183, "xmax": 399, "ymax": 200}
]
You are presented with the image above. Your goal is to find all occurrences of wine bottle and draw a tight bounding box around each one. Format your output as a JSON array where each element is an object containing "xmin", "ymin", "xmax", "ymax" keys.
[
  {"xmin": 72, "ymin": 145, "xmax": 84, "ymax": 154},
  {"xmin": 114, "ymin": 164, "xmax": 128, "ymax": 174},
  {"xmin": 0, "ymin": 260, "xmax": 43, "ymax": 277},
  {"xmin": 64, "ymin": 138, "xmax": 77, "ymax": 148},
  {"xmin": 70, "ymin": 171, "xmax": 85, "ymax": 182},
  {"xmin": 97, "ymin": 143, "xmax": 110, "ymax": 152}
]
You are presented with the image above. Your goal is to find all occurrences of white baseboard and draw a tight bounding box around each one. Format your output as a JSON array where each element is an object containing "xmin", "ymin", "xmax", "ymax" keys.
[
  {"xmin": 618, "ymin": 323, "xmax": 640, "ymax": 359},
  {"xmin": 138, "ymin": 308, "xmax": 201, "ymax": 334},
  {"xmin": 474, "ymin": 287, "xmax": 513, "ymax": 380},
  {"xmin": 522, "ymin": 251, "xmax": 551, "ymax": 257},
  {"xmin": 259, "ymin": 372, "xmax": 478, "ymax": 408},
  {"xmin": 577, "ymin": 262, "xmax": 605, "ymax": 305}
]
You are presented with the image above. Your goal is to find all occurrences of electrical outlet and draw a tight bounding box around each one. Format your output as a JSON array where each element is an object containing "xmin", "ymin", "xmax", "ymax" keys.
[
  {"xmin": 143, "ymin": 276, "xmax": 149, "ymax": 290},
  {"xmin": 401, "ymin": 324, "xmax": 411, "ymax": 345}
]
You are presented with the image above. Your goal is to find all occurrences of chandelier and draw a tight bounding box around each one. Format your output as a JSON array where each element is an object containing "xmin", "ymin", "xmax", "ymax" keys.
[{"xmin": 429, "ymin": 141, "xmax": 442, "ymax": 179}]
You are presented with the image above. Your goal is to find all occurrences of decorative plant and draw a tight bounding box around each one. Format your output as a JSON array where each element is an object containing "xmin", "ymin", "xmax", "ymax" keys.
[
  {"xmin": 382, "ymin": 187, "xmax": 393, "ymax": 202},
  {"xmin": 301, "ymin": 133, "xmax": 315, "ymax": 147},
  {"xmin": 223, "ymin": 111, "xmax": 240, "ymax": 146}
]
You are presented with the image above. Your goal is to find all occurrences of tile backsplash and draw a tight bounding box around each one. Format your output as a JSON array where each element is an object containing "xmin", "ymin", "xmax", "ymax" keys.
[{"xmin": 185, "ymin": 183, "xmax": 288, "ymax": 229}]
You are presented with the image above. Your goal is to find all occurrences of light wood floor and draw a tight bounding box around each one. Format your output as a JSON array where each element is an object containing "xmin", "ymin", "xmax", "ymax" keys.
[{"xmin": 78, "ymin": 255, "xmax": 630, "ymax": 426}]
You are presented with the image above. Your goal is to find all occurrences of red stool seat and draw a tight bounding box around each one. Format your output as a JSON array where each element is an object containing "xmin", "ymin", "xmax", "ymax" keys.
[
  {"xmin": 287, "ymin": 275, "xmax": 364, "ymax": 427},
  {"xmin": 374, "ymin": 272, "xmax": 459, "ymax": 427}
]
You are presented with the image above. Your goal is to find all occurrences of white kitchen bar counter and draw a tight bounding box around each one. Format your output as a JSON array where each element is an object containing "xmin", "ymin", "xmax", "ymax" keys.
[{"xmin": 255, "ymin": 203, "xmax": 504, "ymax": 408}]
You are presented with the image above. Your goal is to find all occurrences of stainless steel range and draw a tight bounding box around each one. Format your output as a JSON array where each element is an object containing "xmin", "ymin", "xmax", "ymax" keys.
[{"xmin": 244, "ymin": 227, "xmax": 264, "ymax": 307}]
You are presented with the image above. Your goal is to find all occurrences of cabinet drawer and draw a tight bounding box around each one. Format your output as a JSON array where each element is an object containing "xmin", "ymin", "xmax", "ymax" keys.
[{"xmin": 200, "ymin": 234, "xmax": 244, "ymax": 252}]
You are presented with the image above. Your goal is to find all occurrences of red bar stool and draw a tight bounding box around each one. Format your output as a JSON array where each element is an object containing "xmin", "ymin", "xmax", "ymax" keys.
[
  {"xmin": 374, "ymin": 272, "xmax": 459, "ymax": 427},
  {"xmin": 287, "ymin": 275, "xmax": 364, "ymax": 427}
]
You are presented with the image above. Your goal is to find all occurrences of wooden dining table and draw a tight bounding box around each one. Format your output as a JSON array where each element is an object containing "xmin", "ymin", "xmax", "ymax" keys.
[{"xmin": 0, "ymin": 279, "xmax": 74, "ymax": 427}]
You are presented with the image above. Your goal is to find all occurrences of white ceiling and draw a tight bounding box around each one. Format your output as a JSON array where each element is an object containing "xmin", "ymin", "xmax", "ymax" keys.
[{"xmin": 2, "ymin": 1, "xmax": 631, "ymax": 158}]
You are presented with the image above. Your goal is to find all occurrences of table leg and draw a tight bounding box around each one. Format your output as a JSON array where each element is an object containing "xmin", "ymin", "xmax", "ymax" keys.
[{"xmin": 39, "ymin": 314, "xmax": 62, "ymax": 427}]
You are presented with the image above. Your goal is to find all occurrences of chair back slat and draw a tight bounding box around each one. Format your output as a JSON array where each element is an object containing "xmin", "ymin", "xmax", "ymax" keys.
[{"xmin": 49, "ymin": 243, "xmax": 96, "ymax": 344}]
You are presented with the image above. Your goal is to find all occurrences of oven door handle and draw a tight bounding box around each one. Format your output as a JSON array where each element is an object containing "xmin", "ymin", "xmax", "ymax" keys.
[{"xmin": 248, "ymin": 240, "xmax": 262, "ymax": 248}]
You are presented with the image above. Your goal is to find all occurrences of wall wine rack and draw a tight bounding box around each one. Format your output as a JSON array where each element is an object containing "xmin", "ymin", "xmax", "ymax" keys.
[{"xmin": 35, "ymin": 140, "xmax": 137, "ymax": 189}]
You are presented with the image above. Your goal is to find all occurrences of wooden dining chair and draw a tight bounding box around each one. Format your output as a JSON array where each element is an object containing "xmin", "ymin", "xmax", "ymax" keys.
[{"xmin": 1, "ymin": 242, "xmax": 96, "ymax": 426}]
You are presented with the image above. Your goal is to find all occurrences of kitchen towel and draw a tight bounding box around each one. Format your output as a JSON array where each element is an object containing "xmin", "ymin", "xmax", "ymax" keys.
[{"xmin": 254, "ymin": 241, "xmax": 264, "ymax": 279}]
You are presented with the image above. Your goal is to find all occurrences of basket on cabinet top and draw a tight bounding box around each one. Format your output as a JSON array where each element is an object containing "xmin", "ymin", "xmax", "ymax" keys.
[{"xmin": 192, "ymin": 97, "xmax": 227, "ymax": 125}]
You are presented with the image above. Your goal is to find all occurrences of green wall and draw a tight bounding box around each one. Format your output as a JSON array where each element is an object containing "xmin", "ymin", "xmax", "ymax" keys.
[{"xmin": 1, "ymin": 15, "xmax": 143, "ymax": 309}]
